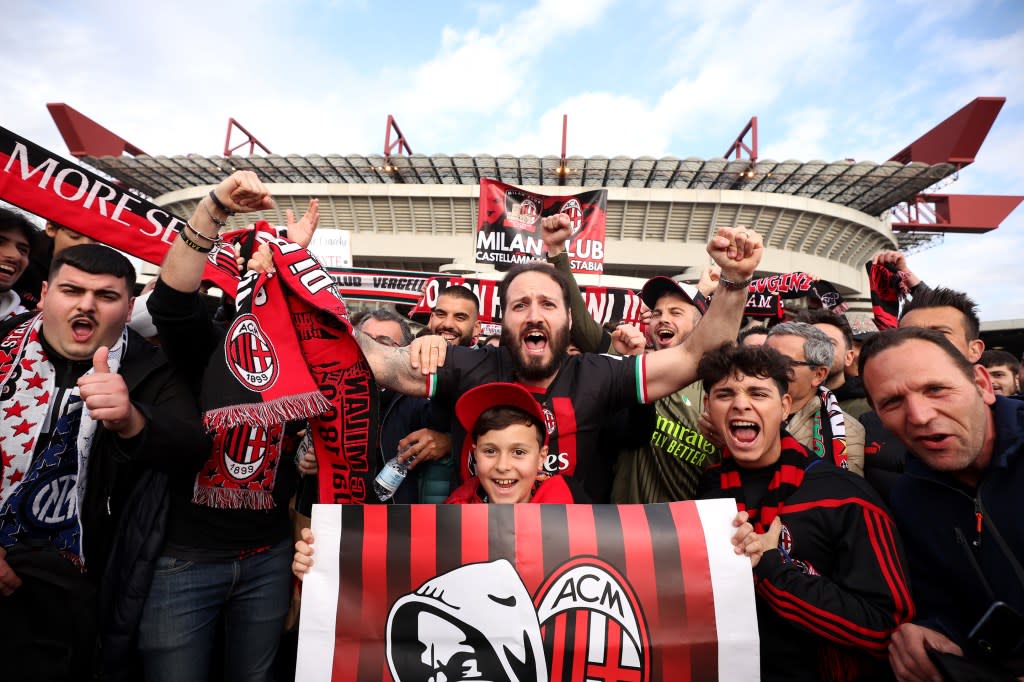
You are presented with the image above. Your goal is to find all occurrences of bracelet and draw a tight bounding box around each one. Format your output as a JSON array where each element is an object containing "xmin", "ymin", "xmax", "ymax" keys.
[
  {"xmin": 179, "ymin": 228, "xmax": 212, "ymax": 253},
  {"xmin": 718, "ymin": 275, "xmax": 752, "ymax": 292},
  {"xmin": 202, "ymin": 202, "xmax": 227, "ymax": 229},
  {"xmin": 208, "ymin": 189, "xmax": 234, "ymax": 216},
  {"xmin": 183, "ymin": 221, "xmax": 222, "ymax": 245}
]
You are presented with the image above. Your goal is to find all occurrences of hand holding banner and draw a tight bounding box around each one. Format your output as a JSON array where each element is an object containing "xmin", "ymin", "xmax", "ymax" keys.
[{"xmin": 296, "ymin": 500, "xmax": 760, "ymax": 682}]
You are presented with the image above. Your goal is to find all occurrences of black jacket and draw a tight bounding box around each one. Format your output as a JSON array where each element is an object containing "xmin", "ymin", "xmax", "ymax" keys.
[
  {"xmin": 700, "ymin": 454, "xmax": 914, "ymax": 681},
  {"xmin": 0, "ymin": 314, "xmax": 208, "ymax": 681},
  {"xmin": 890, "ymin": 397, "xmax": 1024, "ymax": 653},
  {"xmin": 90, "ymin": 329, "xmax": 209, "ymax": 680}
]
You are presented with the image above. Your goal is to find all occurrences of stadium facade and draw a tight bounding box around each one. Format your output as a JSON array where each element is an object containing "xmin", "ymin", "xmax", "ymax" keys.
[{"xmin": 46, "ymin": 99, "xmax": 1021, "ymax": 310}]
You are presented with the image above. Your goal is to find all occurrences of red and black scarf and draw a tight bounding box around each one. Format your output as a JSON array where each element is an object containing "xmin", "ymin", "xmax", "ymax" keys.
[
  {"xmin": 196, "ymin": 223, "xmax": 378, "ymax": 509},
  {"xmin": 718, "ymin": 432, "xmax": 813, "ymax": 532},
  {"xmin": 865, "ymin": 261, "xmax": 909, "ymax": 330}
]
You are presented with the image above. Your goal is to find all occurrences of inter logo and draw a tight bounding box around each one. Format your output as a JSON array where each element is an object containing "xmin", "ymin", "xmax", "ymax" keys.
[{"xmin": 225, "ymin": 314, "xmax": 279, "ymax": 391}]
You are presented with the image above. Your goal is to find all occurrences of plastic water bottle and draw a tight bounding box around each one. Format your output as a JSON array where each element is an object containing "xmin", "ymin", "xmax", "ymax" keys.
[{"xmin": 374, "ymin": 448, "xmax": 416, "ymax": 501}]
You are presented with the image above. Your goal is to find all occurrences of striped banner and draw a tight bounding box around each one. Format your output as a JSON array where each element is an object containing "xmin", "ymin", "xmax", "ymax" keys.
[{"xmin": 296, "ymin": 500, "xmax": 759, "ymax": 682}]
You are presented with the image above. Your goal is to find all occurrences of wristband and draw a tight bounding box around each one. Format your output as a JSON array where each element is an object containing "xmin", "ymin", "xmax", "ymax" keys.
[
  {"xmin": 718, "ymin": 275, "xmax": 752, "ymax": 292},
  {"xmin": 183, "ymin": 221, "xmax": 222, "ymax": 245},
  {"xmin": 179, "ymin": 228, "xmax": 212, "ymax": 253},
  {"xmin": 208, "ymin": 189, "xmax": 235, "ymax": 216}
]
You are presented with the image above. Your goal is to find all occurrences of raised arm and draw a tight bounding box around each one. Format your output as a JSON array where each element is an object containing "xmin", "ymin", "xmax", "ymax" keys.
[
  {"xmin": 356, "ymin": 331, "xmax": 450, "ymax": 397},
  {"xmin": 871, "ymin": 250, "xmax": 923, "ymax": 290},
  {"xmin": 642, "ymin": 227, "xmax": 762, "ymax": 401},
  {"xmin": 158, "ymin": 171, "xmax": 274, "ymax": 294},
  {"xmin": 542, "ymin": 213, "xmax": 611, "ymax": 354}
]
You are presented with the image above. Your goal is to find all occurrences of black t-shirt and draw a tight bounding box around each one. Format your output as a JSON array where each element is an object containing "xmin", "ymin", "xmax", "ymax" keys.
[{"xmin": 429, "ymin": 346, "xmax": 644, "ymax": 502}]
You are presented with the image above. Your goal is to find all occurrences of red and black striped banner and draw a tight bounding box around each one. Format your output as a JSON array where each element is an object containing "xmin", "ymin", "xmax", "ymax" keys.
[{"xmin": 297, "ymin": 500, "xmax": 760, "ymax": 682}]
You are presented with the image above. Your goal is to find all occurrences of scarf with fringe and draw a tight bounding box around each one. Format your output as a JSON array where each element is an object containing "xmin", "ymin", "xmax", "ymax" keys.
[{"xmin": 195, "ymin": 224, "xmax": 377, "ymax": 509}]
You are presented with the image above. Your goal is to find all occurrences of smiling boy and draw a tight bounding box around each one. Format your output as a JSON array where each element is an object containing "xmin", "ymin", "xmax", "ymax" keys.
[{"xmin": 444, "ymin": 382, "xmax": 585, "ymax": 504}]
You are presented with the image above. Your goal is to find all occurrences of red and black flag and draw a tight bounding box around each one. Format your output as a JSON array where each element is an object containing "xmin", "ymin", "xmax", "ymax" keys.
[
  {"xmin": 296, "ymin": 500, "xmax": 760, "ymax": 682},
  {"xmin": 476, "ymin": 179, "xmax": 607, "ymax": 274}
]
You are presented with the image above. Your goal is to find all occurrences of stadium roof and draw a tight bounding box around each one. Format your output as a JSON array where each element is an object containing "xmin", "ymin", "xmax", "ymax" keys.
[{"xmin": 84, "ymin": 152, "xmax": 956, "ymax": 219}]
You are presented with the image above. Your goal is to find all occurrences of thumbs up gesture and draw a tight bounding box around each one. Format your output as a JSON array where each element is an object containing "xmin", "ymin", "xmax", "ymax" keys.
[{"xmin": 77, "ymin": 346, "xmax": 145, "ymax": 438}]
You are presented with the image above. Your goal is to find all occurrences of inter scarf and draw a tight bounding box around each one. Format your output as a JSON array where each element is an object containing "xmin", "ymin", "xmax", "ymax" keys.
[
  {"xmin": 810, "ymin": 386, "xmax": 849, "ymax": 470},
  {"xmin": 196, "ymin": 224, "xmax": 378, "ymax": 509},
  {"xmin": 718, "ymin": 432, "xmax": 812, "ymax": 532},
  {"xmin": 0, "ymin": 315, "xmax": 126, "ymax": 564}
]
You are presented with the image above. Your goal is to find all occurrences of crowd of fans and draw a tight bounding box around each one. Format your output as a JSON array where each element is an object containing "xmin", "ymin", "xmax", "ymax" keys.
[{"xmin": 0, "ymin": 169, "xmax": 1022, "ymax": 681}]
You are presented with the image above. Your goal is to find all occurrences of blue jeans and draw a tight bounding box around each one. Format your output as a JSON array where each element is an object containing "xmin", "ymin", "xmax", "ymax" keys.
[{"xmin": 137, "ymin": 538, "xmax": 292, "ymax": 682}]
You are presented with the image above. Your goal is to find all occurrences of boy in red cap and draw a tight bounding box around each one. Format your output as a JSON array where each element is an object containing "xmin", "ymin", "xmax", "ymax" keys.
[
  {"xmin": 444, "ymin": 382, "xmax": 585, "ymax": 504},
  {"xmin": 293, "ymin": 383, "xmax": 584, "ymax": 579}
]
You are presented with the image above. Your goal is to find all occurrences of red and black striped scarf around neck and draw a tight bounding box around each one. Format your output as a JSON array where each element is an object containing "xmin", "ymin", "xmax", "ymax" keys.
[{"xmin": 718, "ymin": 432, "xmax": 814, "ymax": 532}]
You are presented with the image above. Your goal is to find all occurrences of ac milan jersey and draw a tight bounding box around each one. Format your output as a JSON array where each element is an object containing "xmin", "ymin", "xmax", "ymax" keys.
[{"xmin": 428, "ymin": 346, "xmax": 646, "ymax": 502}]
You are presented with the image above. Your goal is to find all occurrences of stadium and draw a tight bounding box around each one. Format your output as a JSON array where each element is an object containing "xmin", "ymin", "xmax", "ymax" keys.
[{"xmin": 45, "ymin": 98, "xmax": 1021, "ymax": 318}]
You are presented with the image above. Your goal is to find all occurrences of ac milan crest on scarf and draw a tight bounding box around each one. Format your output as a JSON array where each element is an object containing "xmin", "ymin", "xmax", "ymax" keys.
[
  {"xmin": 196, "ymin": 223, "xmax": 378, "ymax": 509},
  {"xmin": 718, "ymin": 432, "xmax": 813, "ymax": 532}
]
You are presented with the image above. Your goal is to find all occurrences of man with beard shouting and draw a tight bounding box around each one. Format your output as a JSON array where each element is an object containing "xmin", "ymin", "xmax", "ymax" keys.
[{"xmin": 357, "ymin": 226, "xmax": 763, "ymax": 502}]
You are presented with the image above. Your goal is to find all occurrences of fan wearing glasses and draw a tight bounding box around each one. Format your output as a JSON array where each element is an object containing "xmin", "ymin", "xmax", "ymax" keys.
[
  {"xmin": 765, "ymin": 322, "xmax": 865, "ymax": 476},
  {"xmin": 357, "ymin": 309, "xmax": 454, "ymax": 503}
]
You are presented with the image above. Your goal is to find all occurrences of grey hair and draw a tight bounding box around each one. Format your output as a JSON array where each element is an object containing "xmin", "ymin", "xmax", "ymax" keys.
[
  {"xmin": 768, "ymin": 321, "xmax": 834, "ymax": 369},
  {"xmin": 358, "ymin": 308, "xmax": 414, "ymax": 346}
]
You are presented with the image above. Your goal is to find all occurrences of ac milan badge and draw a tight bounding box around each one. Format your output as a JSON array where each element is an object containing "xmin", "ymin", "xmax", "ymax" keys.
[
  {"xmin": 561, "ymin": 198, "xmax": 584, "ymax": 236},
  {"xmin": 222, "ymin": 424, "xmax": 273, "ymax": 481},
  {"xmin": 536, "ymin": 557, "xmax": 650, "ymax": 682},
  {"xmin": 225, "ymin": 313, "xmax": 279, "ymax": 391},
  {"xmin": 779, "ymin": 522, "xmax": 793, "ymax": 553}
]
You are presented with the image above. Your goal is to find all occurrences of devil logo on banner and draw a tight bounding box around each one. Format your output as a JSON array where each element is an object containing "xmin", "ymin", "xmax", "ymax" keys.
[{"xmin": 385, "ymin": 557, "xmax": 649, "ymax": 682}]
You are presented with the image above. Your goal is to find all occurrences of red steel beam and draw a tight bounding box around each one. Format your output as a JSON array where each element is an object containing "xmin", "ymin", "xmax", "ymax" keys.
[
  {"xmin": 224, "ymin": 118, "xmax": 272, "ymax": 156},
  {"xmin": 889, "ymin": 97, "xmax": 1005, "ymax": 166},
  {"xmin": 891, "ymin": 194, "xmax": 1023, "ymax": 233},
  {"xmin": 46, "ymin": 103, "xmax": 148, "ymax": 157},
  {"xmin": 384, "ymin": 115, "xmax": 412, "ymax": 157},
  {"xmin": 723, "ymin": 116, "xmax": 757, "ymax": 162}
]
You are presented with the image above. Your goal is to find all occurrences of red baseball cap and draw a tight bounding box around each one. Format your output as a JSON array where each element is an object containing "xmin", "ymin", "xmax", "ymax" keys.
[{"xmin": 455, "ymin": 382, "xmax": 548, "ymax": 444}]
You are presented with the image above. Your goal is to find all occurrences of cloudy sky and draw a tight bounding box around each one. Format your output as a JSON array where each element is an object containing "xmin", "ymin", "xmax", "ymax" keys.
[{"xmin": 4, "ymin": 0, "xmax": 1022, "ymax": 319}]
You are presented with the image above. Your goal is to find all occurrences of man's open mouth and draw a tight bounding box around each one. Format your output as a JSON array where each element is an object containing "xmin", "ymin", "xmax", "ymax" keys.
[
  {"xmin": 523, "ymin": 330, "xmax": 548, "ymax": 353},
  {"xmin": 71, "ymin": 317, "xmax": 96, "ymax": 343},
  {"xmin": 729, "ymin": 420, "xmax": 761, "ymax": 444}
]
